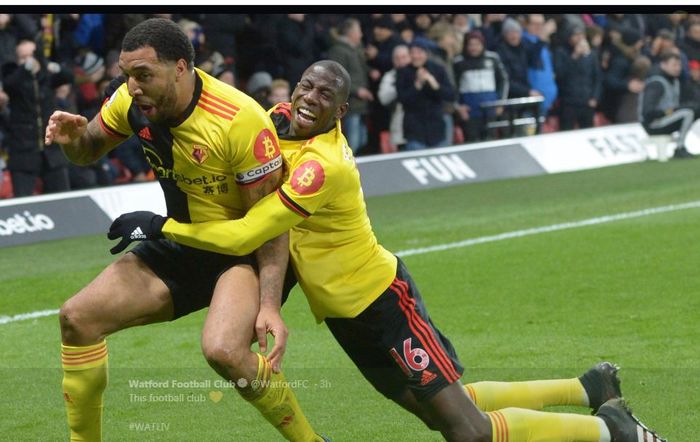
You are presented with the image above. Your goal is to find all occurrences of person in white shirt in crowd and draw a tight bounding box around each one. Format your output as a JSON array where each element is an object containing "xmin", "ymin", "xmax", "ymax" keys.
[{"xmin": 377, "ymin": 44, "xmax": 411, "ymax": 149}]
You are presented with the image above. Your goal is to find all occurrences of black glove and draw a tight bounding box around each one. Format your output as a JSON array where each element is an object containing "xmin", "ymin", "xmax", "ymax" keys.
[{"xmin": 108, "ymin": 211, "xmax": 167, "ymax": 254}]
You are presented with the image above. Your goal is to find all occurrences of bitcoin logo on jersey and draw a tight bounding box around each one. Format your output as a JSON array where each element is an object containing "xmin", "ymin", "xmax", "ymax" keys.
[
  {"xmin": 262, "ymin": 136, "xmax": 277, "ymax": 159},
  {"xmin": 296, "ymin": 167, "xmax": 316, "ymax": 187},
  {"xmin": 254, "ymin": 128, "xmax": 280, "ymax": 163},
  {"xmin": 290, "ymin": 160, "xmax": 325, "ymax": 195}
]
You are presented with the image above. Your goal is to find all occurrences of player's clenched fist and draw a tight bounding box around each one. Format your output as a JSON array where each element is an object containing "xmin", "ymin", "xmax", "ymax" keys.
[{"xmin": 45, "ymin": 111, "xmax": 88, "ymax": 145}]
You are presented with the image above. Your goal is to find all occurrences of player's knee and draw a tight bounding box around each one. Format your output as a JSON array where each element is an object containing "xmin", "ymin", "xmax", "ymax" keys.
[
  {"xmin": 201, "ymin": 338, "xmax": 248, "ymax": 374},
  {"xmin": 59, "ymin": 296, "xmax": 98, "ymax": 344},
  {"xmin": 440, "ymin": 416, "xmax": 491, "ymax": 442}
]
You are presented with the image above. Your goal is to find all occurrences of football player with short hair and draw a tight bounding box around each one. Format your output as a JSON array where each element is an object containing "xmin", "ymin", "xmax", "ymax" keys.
[
  {"xmin": 46, "ymin": 18, "xmax": 325, "ymax": 442},
  {"xmin": 111, "ymin": 60, "xmax": 666, "ymax": 442}
]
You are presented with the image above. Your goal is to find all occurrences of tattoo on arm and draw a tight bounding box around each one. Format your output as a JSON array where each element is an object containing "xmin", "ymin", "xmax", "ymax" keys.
[
  {"xmin": 239, "ymin": 167, "xmax": 288, "ymax": 306},
  {"xmin": 63, "ymin": 117, "xmax": 117, "ymax": 165}
]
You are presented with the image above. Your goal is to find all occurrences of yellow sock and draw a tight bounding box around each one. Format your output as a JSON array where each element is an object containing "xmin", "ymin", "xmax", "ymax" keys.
[
  {"xmin": 239, "ymin": 353, "xmax": 321, "ymax": 442},
  {"xmin": 487, "ymin": 408, "xmax": 608, "ymax": 442},
  {"xmin": 61, "ymin": 341, "xmax": 108, "ymax": 442},
  {"xmin": 465, "ymin": 378, "xmax": 586, "ymax": 411}
]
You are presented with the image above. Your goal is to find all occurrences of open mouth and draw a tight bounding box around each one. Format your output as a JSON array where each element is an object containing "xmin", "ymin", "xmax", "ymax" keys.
[
  {"xmin": 295, "ymin": 106, "xmax": 317, "ymax": 125},
  {"xmin": 136, "ymin": 103, "xmax": 156, "ymax": 117}
]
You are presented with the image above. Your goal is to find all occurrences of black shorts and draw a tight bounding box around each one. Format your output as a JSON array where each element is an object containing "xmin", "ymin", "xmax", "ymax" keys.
[
  {"xmin": 130, "ymin": 239, "xmax": 256, "ymax": 319},
  {"xmin": 325, "ymin": 257, "xmax": 463, "ymax": 402}
]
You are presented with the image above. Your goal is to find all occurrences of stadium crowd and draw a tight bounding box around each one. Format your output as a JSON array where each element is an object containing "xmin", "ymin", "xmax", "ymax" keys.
[{"xmin": 1, "ymin": 12, "xmax": 700, "ymax": 198}]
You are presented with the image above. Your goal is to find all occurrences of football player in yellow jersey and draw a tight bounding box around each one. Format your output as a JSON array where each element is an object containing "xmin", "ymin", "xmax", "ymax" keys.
[
  {"xmin": 109, "ymin": 61, "xmax": 667, "ymax": 442},
  {"xmin": 45, "ymin": 18, "xmax": 326, "ymax": 442}
]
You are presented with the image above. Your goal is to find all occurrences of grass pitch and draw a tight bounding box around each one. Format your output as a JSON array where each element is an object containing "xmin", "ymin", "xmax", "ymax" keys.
[{"xmin": 1, "ymin": 158, "xmax": 698, "ymax": 440}]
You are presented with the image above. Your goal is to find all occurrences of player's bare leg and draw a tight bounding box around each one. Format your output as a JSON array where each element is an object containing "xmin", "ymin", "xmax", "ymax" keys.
[
  {"xmin": 59, "ymin": 253, "xmax": 174, "ymax": 441},
  {"xmin": 201, "ymin": 265, "xmax": 322, "ymax": 441},
  {"xmin": 392, "ymin": 383, "xmax": 491, "ymax": 442}
]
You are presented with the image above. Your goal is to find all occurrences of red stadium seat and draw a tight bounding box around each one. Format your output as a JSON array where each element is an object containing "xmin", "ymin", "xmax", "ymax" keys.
[
  {"xmin": 453, "ymin": 125, "xmax": 464, "ymax": 144},
  {"xmin": 542, "ymin": 115, "xmax": 559, "ymax": 133},
  {"xmin": 0, "ymin": 170, "xmax": 13, "ymax": 199},
  {"xmin": 594, "ymin": 112, "xmax": 611, "ymax": 127},
  {"xmin": 379, "ymin": 130, "xmax": 397, "ymax": 154}
]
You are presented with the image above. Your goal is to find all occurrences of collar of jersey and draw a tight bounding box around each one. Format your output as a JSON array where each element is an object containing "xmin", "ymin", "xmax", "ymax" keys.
[{"xmin": 167, "ymin": 70, "xmax": 203, "ymax": 127}]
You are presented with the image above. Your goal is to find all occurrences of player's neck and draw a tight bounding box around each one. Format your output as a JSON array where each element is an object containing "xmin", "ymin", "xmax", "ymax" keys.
[{"xmin": 174, "ymin": 71, "xmax": 196, "ymax": 117}]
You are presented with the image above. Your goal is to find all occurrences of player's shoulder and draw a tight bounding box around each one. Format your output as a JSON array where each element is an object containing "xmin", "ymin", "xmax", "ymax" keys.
[
  {"xmin": 295, "ymin": 128, "xmax": 354, "ymax": 179},
  {"xmin": 102, "ymin": 78, "xmax": 131, "ymax": 107},
  {"xmin": 198, "ymin": 69, "xmax": 264, "ymax": 119}
]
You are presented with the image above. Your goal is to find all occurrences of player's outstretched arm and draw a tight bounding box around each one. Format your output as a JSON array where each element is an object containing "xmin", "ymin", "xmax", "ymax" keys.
[
  {"xmin": 45, "ymin": 111, "xmax": 121, "ymax": 165},
  {"xmin": 107, "ymin": 192, "xmax": 302, "ymax": 256},
  {"xmin": 240, "ymin": 168, "xmax": 291, "ymax": 373}
]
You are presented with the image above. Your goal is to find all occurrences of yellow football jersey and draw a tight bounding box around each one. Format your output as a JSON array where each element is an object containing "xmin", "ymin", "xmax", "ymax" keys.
[
  {"xmin": 272, "ymin": 104, "xmax": 397, "ymax": 321},
  {"xmin": 99, "ymin": 68, "xmax": 282, "ymax": 222},
  {"xmin": 163, "ymin": 103, "xmax": 397, "ymax": 321}
]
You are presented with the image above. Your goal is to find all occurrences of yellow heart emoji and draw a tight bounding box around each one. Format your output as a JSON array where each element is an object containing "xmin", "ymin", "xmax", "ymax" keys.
[{"xmin": 208, "ymin": 391, "xmax": 223, "ymax": 403}]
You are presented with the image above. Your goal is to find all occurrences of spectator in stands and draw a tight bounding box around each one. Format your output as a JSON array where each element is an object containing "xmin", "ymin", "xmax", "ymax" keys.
[
  {"xmin": 2, "ymin": 39, "xmax": 71, "ymax": 196},
  {"xmin": 268, "ymin": 78, "xmax": 290, "ymax": 106},
  {"xmin": 411, "ymin": 14, "xmax": 434, "ymax": 40},
  {"xmin": 601, "ymin": 27, "xmax": 649, "ymax": 123},
  {"xmin": 246, "ymin": 71, "xmax": 273, "ymax": 110},
  {"xmin": 427, "ymin": 21, "xmax": 461, "ymax": 146},
  {"xmin": 327, "ymin": 18, "xmax": 373, "ymax": 153},
  {"xmin": 586, "ymin": 24, "xmax": 605, "ymax": 64},
  {"xmin": 523, "ymin": 14, "xmax": 558, "ymax": 116},
  {"xmin": 646, "ymin": 13, "xmax": 682, "ymax": 42},
  {"xmin": 606, "ymin": 13, "xmax": 647, "ymax": 43},
  {"xmin": 645, "ymin": 29, "xmax": 689, "ymax": 79},
  {"xmin": 397, "ymin": 21, "xmax": 414, "ymax": 45},
  {"xmin": 478, "ymin": 14, "xmax": 506, "ymax": 50},
  {"xmin": 554, "ymin": 25, "xmax": 602, "ymax": 130},
  {"xmin": 389, "ymin": 13, "xmax": 409, "ymax": 30},
  {"xmin": 451, "ymin": 14, "xmax": 473, "ymax": 40},
  {"xmin": 396, "ymin": 40, "xmax": 454, "ymax": 151},
  {"xmin": 0, "ymin": 14, "xmax": 18, "ymax": 69},
  {"xmin": 199, "ymin": 13, "xmax": 246, "ymax": 67},
  {"xmin": 684, "ymin": 59, "xmax": 700, "ymax": 106},
  {"xmin": 72, "ymin": 13, "xmax": 105, "ymax": 55},
  {"xmin": 453, "ymin": 30, "xmax": 509, "ymax": 141},
  {"xmin": 497, "ymin": 17, "xmax": 536, "ymax": 100},
  {"xmin": 366, "ymin": 15, "xmax": 401, "ymax": 76},
  {"xmin": 680, "ymin": 21, "xmax": 700, "ymax": 63},
  {"xmin": 366, "ymin": 15, "xmax": 402, "ymax": 154},
  {"xmin": 212, "ymin": 63, "xmax": 236, "ymax": 87},
  {"xmin": 276, "ymin": 14, "xmax": 317, "ymax": 85},
  {"xmin": 378, "ymin": 44, "xmax": 411, "ymax": 149},
  {"xmin": 639, "ymin": 51, "xmax": 695, "ymax": 158},
  {"xmin": 103, "ymin": 49, "xmax": 120, "ymax": 80},
  {"xmin": 73, "ymin": 51, "xmax": 105, "ymax": 118}
]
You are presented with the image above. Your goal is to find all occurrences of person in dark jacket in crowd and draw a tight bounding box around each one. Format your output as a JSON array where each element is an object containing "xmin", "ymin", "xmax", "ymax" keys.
[
  {"xmin": 554, "ymin": 24, "xmax": 602, "ymax": 130},
  {"xmin": 680, "ymin": 21, "xmax": 700, "ymax": 63},
  {"xmin": 199, "ymin": 13, "xmax": 247, "ymax": 67},
  {"xmin": 639, "ymin": 50, "xmax": 696, "ymax": 158},
  {"xmin": 496, "ymin": 17, "xmax": 537, "ymax": 100},
  {"xmin": 396, "ymin": 40, "xmax": 454, "ymax": 150},
  {"xmin": 644, "ymin": 29, "xmax": 689, "ymax": 80},
  {"xmin": 327, "ymin": 17, "xmax": 373, "ymax": 153},
  {"xmin": 601, "ymin": 27, "xmax": 649, "ymax": 123},
  {"xmin": 366, "ymin": 15, "xmax": 401, "ymax": 76},
  {"xmin": 0, "ymin": 14, "xmax": 18, "ymax": 69},
  {"xmin": 453, "ymin": 30, "xmax": 509, "ymax": 141},
  {"xmin": 2, "ymin": 38, "xmax": 70, "ymax": 196},
  {"xmin": 478, "ymin": 13, "xmax": 506, "ymax": 51},
  {"xmin": 276, "ymin": 14, "xmax": 317, "ymax": 85}
]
